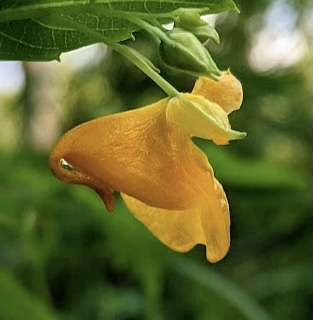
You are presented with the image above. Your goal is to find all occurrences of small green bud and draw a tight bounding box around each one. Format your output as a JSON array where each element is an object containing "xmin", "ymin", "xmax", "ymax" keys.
[
  {"xmin": 175, "ymin": 11, "xmax": 220, "ymax": 44},
  {"xmin": 160, "ymin": 28, "xmax": 221, "ymax": 78}
]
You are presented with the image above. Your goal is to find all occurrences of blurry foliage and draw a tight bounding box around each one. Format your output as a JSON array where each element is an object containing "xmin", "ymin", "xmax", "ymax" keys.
[{"xmin": 0, "ymin": 0, "xmax": 312, "ymax": 319}]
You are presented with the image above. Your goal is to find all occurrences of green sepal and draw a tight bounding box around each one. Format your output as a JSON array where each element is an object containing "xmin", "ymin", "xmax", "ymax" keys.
[{"xmin": 160, "ymin": 28, "xmax": 221, "ymax": 79}]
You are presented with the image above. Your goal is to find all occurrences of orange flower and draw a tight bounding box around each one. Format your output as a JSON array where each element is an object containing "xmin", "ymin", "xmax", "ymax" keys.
[{"xmin": 50, "ymin": 71, "xmax": 245, "ymax": 262}]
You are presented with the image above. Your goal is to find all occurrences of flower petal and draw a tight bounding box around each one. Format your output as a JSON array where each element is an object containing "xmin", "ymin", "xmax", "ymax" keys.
[
  {"xmin": 192, "ymin": 70, "xmax": 243, "ymax": 114},
  {"xmin": 50, "ymin": 98, "xmax": 213, "ymax": 211},
  {"xmin": 121, "ymin": 171, "xmax": 230, "ymax": 263},
  {"xmin": 167, "ymin": 93, "xmax": 246, "ymax": 145}
]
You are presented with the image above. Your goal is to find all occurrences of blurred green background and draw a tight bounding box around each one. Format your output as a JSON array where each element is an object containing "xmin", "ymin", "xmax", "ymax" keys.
[{"xmin": 0, "ymin": 0, "xmax": 312, "ymax": 319}]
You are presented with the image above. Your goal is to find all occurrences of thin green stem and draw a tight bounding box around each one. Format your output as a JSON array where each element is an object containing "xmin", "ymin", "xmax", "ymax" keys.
[
  {"xmin": 92, "ymin": 8, "xmax": 172, "ymax": 44},
  {"xmin": 111, "ymin": 45, "xmax": 180, "ymax": 97},
  {"xmin": 92, "ymin": 9, "xmax": 222, "ymax": 80},
  {"xmin": 51, "ymin": 14, "xmax": 180, "ymax": 97}
]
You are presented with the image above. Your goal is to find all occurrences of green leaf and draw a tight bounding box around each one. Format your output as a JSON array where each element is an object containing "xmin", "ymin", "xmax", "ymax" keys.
[{"xmin": 0, "ymin": 0, "xmax": 238, "ymax": 61}]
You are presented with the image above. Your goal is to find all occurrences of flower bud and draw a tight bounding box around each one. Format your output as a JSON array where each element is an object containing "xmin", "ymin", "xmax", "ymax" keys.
[
  {"xmin": 160, "ymin": 28, "xmax": 220, "ymax": 78},
  {"xmin": 175, "ymin": 11, "xmax": 220, "ymax": 44}
]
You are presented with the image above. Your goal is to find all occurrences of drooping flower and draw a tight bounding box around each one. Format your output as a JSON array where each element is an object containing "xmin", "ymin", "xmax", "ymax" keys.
[{"xmin": 49, "ymin": 71, "xmax": 245, "ymax": 262}]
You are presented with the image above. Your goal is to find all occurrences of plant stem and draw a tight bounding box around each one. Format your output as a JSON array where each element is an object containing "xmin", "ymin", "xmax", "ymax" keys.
[
  {"xmin": 49, "ymin": 14, "xmax": 180, "ymax": 97},
  {"xmin": 92, "ymin": 8, "xmax": 172, "ymax": 44},
  {"xmin": 111, "ymin": 45, "xmax": 180, "ymax": 97}
]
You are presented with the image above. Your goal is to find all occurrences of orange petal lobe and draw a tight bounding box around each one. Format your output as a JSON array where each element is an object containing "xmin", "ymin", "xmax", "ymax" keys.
[
  {"xmin": 121, "ymin": 171, "xmax": 230, "ymax": 263},
  {"xmin": 192, "ymin": 70, "xmax": 243, "ymax": 114}
]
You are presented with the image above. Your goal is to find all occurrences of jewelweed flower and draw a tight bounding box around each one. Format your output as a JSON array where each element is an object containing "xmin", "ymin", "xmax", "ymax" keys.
[{"xmin": 50, "ymin": 71, "xmax": 245, "ymax": 262}]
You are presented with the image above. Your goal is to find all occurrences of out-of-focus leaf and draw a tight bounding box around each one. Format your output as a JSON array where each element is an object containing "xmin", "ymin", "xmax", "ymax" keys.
[
  {"xmin": 70, "ymin": 285, "xmax": 143, "ymax": 320},
  {"xmin": 0, "ymin": 268, "xmax": 61, "ymax": 320},
  {"xmin": 173, "ymin": 256, "xmax": 271, "ymax": 320},
  {"xmin": 247, "ymin": 263, "xmax": 312, "ymax": 298},
  {"xmin": 198, "ymin": 142, "xmax": 307, "ymax": 189}
]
